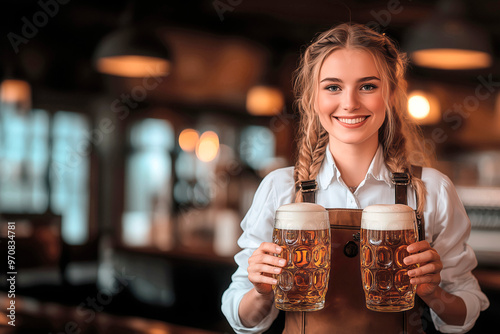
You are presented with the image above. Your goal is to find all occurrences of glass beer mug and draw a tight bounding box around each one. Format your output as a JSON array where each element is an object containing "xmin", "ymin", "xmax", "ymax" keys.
[
  {"xmin": 272, "ymin": 203, "xmax": 331, "ymax": 311},
  {"xmin": 360, "ymin": 204, "xmax": 419, "ymax": 312}
]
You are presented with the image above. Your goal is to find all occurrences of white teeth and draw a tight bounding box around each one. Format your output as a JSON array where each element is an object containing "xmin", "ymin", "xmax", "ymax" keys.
[{"xmin": 337, "ymin": 117, "xmax": 367, "ymax": 124}]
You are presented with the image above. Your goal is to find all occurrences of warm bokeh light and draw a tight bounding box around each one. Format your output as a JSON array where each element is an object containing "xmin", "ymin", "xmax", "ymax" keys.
[
  {"xmin": 407, "ymin": 90, "xmax": 441, "ymax": 125},
  {"xmin": 411, "ymin": 49, "xmax": 492, "ymax": 70},
  {"xmin": 96, "ymin": 55, "xmax": 171, "ymax": 77},
  {"xmin": 408, "ymin": 95, "xmax": 430, "ymax": 119},
  {"xmin": 178, "ymin": 128, "xmax": 199, "ymax": 152},
  {"xmin": 196, "ymin": 131, "xmax": 219, "ymax": 162},
  {"xmin": 246, "ymin": 85, "xmax": 284, "ymax": 116},
  {"xmin": 0, "ymin": 79, "xmax": 31, "ymax": 110},
  {"xmin": 147, "ymin": 327, "xmax": 169, "ymax": 334}
]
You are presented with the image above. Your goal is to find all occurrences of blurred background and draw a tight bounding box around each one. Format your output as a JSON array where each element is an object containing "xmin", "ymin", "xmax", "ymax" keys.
[{"xmin": 0, "ymin": 0, "xmax": 499, "ymax": 333}]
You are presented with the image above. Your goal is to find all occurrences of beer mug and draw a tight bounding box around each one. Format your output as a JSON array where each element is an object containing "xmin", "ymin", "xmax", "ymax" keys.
[
  {"xmin": 360, "ymin": 204, "xmax": 418, "ymax": 312},
  {"xmin": 272, "ymin": 203, "xmax": 331, "ymax": 311}
]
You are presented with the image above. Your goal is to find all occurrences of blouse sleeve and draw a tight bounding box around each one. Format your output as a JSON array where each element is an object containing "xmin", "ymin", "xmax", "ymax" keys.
[
  {"xmin": 423, "ymin": 169, "xmax": 490, "ymax": 333},
  {"xmin": 221, "ymin": 170, "xmax": 282, "ymax": 333}
]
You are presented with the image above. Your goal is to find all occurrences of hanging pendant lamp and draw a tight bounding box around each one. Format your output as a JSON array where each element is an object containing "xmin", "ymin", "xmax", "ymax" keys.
[
  {"xmin": 93, "ymin": 2, "xmax": 172, "ymax": 78},
  {"xmin": 404, "ymin": 0, "xmax": 492, "ymax": 70},
  {"xmin": 0, "ymin": 59, "xmax": 32, "ymax": 114}
]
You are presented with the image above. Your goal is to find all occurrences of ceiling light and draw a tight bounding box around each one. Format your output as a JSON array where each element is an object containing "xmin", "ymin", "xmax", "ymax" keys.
[
  {"xmin": 94, "ymin": 27, "xmax": 172, "ymax": 78},
  {"xmin": 0, "ymin": 79, "xmax": 31, "ymax": 113},
  {"xmin": 408, "ymin": 90, "xmax": 441, "ymax": 125},
  {"xmin": 93, "ymin": 2, "xmax": 172, "ymax": 78},
  {"xmin": 246, "ymin": 85, "xmax": 284, "ymax": 116},
  {"xmin": 404, "ymin": 0, "xmax": 492, "ymax": 70}
]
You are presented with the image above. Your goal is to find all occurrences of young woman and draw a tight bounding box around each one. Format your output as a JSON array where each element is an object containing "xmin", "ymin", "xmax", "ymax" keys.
[{"xmin": 222, "ymin": 23, "xmax": 489, "ymax": 333}]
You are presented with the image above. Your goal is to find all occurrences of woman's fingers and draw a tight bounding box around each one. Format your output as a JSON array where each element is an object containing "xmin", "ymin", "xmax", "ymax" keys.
[
  {"xmin": 248, "ymin": 267, "xmax": 279, "ymax": 286},
  {"xmin": 404, "ymin": 250, "xmax": 440, "ymax": 267},
  {"xmin": 249, "ymin": 254, "xmax": 285, "ymax": 268},
  {"xmin": 249, "ymin": 242, "xmax": 281, "ymax": 258},
  {"xmin": 254, "ymin": 242, "xmax": 282, "ymax": 255},
  {"xmin": 248, "ymin": 260, "xmax": 284, "ymax": 276},
  {"xmin": 406, "ymin": 240, "xmax": 431, "ymax": 253},
  {"xmin": 247, "ymin": 242, "xmax": 286, "ymax": 292},
  {"xmin": 408, "ymin": 261, "xmax": 443, "ymax": 277},
  {"xmin": 404, "ymin": 240, "xmax": 440, "ymax": 266},
  {"xmin": 404, "ymin": 240, "xmax": 443, "ymax": 296},
  {"xmin": 409, "ymin": 271, "xmax": 441, "ymax": 285},
  {"xmin": 248, "ymin": 246, "xmax": 285, "ymax": 271}
]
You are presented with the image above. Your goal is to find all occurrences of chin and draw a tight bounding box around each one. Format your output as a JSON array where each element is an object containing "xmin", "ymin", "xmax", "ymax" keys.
[{"xmin": 332, "ymin": 133, "xmax": 379, "ymax": 146}]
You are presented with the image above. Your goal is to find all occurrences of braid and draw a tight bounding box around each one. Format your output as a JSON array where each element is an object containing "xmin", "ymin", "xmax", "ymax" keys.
[
  {"xmin": 376, "ymin": 32, "xmax": 429, "ymax": 217},
  {"xmin": 383, "ymin": 107, "xmax": 409, "ymax": 173},
  {"xmin": 294, "ymin": 120, "xmax": 328, "ymax": 203},
  {"xmin": 383, "ymin": 106, "xmax": 427, "ymax": 217},
  {"xmin": 292, "ymin": 31, "xmax": 333, "ymax": 203}
]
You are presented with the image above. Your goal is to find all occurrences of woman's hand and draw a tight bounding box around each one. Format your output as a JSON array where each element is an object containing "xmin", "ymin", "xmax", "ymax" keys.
[
  {"xmin": 404, "ymin": 240, "xmax": 443, "ymax": 297},
  {"xmin": 247, "ymin": 242, "xmax": 285, "ymax": 296},
  {"xmin": 238, "ymin": 242, "xmax": 285, "ymax": 327},
  {"xmin": 404, "ymin": 241, "xmax": 467, "ymax": 326}
]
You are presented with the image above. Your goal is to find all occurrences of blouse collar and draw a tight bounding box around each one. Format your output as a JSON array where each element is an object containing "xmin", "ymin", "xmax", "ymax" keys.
[{"xmin": 317, "ymin": 144, "xmax": 393, "ymax": 190}]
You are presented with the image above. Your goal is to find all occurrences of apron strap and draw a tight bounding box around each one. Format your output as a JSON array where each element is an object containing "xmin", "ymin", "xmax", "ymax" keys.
[
  {"xmin": 297, "ymin": 166, "xmax": 425, "ymax": 241},
  {"xmin": 410, "ymin": 165, "xmax": 423, "ymax": 212},
  {"xmin": 296, "ymin": 179, "xmax": 317, "ymax": 203},
  {"xmin": 409, "ymin": 165, "xmax": 425, "ymax": 242},
  {"xmin": 297, "ymin": 168, "xmax": 423, "ymax": 204},
  {"xmin": 392, "ymin": 166, "xmax": 425, "ymax": 242},
  {"xmin": 392, "ymin": 169, "xmax": 410, "ymax": 205}
]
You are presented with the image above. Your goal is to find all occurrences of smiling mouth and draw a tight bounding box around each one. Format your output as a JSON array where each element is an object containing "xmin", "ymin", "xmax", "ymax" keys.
[{"xmin": 335, "ymin": 116, "xmax": 368, "ymax": 125}]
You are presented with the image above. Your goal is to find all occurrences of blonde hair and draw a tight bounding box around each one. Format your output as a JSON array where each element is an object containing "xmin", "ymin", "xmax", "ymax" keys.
[{"xmin": 293, "ymin": 23, "xmax": 431, "ymax": 216}]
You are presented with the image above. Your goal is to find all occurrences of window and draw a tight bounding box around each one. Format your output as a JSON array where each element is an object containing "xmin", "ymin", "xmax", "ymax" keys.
[
  {"xmin": 0, "ymin": 106, "xmax": 91, "ymax": 245},
  {"xmin": 51, "ymin": 111, "xmax": 91, "ymax": 245},
  {"xmin": 122, "ymin": 119, "xmax": 175, "ymax": 248}
]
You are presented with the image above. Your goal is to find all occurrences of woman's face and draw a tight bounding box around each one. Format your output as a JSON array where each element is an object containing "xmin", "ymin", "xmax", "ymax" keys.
[{"xmin": 316, "ymin": 48, "xmax": 387, "ymax": 149}]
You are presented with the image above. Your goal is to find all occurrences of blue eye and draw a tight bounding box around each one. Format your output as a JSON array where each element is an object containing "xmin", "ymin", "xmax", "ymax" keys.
[
  {"xmin": 326, "ymin": 85, "xmax": 341, "ymax": 92},
  {"xmin": 361, "ymin": 84, "xmax": 377, "ymax": 91}
]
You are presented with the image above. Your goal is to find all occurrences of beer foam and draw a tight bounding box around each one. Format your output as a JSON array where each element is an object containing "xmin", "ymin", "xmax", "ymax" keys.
[
  {"xmin": 275, "ymin": 203, "xmax": 329, "ymax": 230},
  {"xmin": 361, "ymin": 204, "xmax": 415, "ymax": 230}
]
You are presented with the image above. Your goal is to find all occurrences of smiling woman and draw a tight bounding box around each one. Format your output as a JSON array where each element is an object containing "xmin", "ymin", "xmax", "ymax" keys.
[
  {"xmin": 316, "ymin": 49, "xmax": 386, "ymax": 159},
  {"xmin": 222, "ymin": 23, "xmax": 490, "ymax": 334}
]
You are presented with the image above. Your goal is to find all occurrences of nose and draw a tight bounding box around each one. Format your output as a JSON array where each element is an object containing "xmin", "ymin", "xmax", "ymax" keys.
[{"xmin": 341, "ymin": 90, "xmax": 360, "ymax": 111}]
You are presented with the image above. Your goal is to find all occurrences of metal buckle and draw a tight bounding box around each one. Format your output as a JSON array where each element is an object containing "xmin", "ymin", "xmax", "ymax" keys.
[
  {"xmin": 392, "ymin": 172, "xmax": 410, "ymax": 185},
  {"xmin": 300, "ymin": 180, "xmax": 317, "ymax": 193}
]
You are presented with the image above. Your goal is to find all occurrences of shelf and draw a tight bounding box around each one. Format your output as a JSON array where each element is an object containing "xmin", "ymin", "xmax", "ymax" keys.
[
  {"xmin": 456, "ymin": 186, "xmax": 500, "ymax": 208},
  {"xmin": 0, "ymin": 292, "xmax": 222, "ymax": 334}
]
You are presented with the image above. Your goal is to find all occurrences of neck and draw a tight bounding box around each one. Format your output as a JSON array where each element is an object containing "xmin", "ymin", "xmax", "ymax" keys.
[{"xmin": 329, "ymin": 139, "xmax": 379, "ymax": 188}]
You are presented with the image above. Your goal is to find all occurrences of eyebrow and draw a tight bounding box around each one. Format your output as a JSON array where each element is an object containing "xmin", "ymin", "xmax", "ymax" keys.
[{"xmin": 320, "ymin": 76, "xmax": 381, "ymax": 83}]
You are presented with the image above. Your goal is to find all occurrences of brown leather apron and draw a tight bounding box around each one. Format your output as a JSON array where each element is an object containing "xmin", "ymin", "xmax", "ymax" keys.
[{"xmin": 283, "ymin": 167, "xmax": 426, "ymax": 334}]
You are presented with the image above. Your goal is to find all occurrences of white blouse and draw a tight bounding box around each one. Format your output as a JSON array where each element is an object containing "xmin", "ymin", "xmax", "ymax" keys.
[{"xmin": 222, "ymin": 146, "xmax": 490, "ymax": 333}]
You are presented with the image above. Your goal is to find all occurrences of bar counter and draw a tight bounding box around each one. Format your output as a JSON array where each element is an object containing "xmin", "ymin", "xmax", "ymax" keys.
[{"xmin": 0, "ymin": 292, "xmax": 221, "ymax": 334}]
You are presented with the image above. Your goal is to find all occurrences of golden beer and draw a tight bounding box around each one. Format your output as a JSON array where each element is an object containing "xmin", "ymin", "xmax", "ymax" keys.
[
  {"xmin": 273, "ymin": 203, "xmax": 331, "ymax": 311},
  {"xmin": 361, "ymin": 204, "xmax": 418, "ymax": 312}
]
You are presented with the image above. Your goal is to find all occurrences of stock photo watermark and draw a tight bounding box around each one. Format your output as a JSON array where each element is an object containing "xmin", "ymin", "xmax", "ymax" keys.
[
  {"xmin": 414, "ymin": 73, "xmax": 500, "ymax": 159},
  {"xmin": 7, "ymin": 0, "xmax": 71, "ymax": 54},
  {"xmin": 47, "ymin": 267, "xmax": 135, "ymax": 334},
  {"xmin": 50, "ymin": 66, "xmax": 165, "ymax": 181},
  {"xmin": 5, "ymin": 221, "xmax": 17, "ymax": 327},
  {"xmin": 176, "ymin": 104, "xmax": 296, "ymax": 226},
  {"xmin": 213, "ymin": 0, "xmax": 243, "ymax": 22},
  {"xmin": 366, "ymin": 0, "xmax": 408, "ymax": 32}
]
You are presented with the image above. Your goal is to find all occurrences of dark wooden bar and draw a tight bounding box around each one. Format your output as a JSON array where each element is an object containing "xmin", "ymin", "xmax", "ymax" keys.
[{"xmin": 0, "ymin": 292, "xmax": 221, "ymax": 334}]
